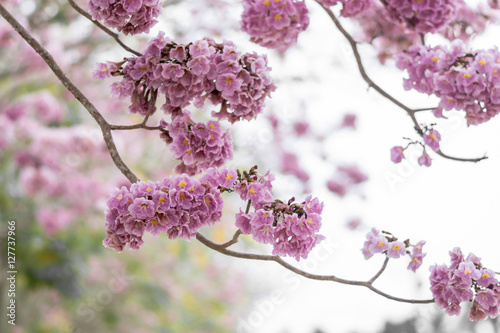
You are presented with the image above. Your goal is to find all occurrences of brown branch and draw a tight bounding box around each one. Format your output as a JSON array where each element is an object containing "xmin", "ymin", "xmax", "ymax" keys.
[
  {"xmin": 196, "ymin": 232, "xmax": 434, "ymax": 304},
  {"xmin": 67, "ymin": 0, "xmax": 142, "ymax": 56},
  {"xmin": 317, "ymin": 2, "xmax": 487, "ymax": 164},
  {"xmin": 0, "ymin": 3, "xmax": 139, "ymax": 184},
  {"xmin": 368, "ymin": 257, "xmax": 389, "ymax": 284}
]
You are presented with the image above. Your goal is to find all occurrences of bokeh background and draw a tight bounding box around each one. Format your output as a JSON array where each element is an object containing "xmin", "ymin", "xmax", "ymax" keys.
[{"xmin": 1, "ymin": 0, "xmax": 500, "ymax": 332}]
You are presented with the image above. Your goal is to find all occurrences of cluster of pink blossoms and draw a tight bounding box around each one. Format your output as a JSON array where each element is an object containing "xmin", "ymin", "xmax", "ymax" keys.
[
  {"xmin": 103, "ymin": 174, "xmax": 224, "ymax": 252},
  {"xmin": 240, "ymin": 0, "xmax": 309, "ymax": 53},
  {"xmin": 95, "ymin": 32, "xmax": 276, "ymax": 123},
  {"xmin": 362, "ymin": 228, "xmax": 426, "ymax": 272},
  {"xmin": 383, "ymin": 0, "xmax": 457, "ymax": 34},
  {"xmin": 230, "ymin": 167, "xmax": 324, "ymax": 261},
  {"xmin": 162, "ymin": 113, "xmax": 233, "ymax": 176},
  {"xmin": 430, "ymin": 247, "xmax": 500, "ymax": 320},
  {"xmin": 88, "ymin": 0, "xmax": 161, "ymax": 35},
  {"xmin": 396, "ymin": 41, "xmax": 500, "ymax": 126}
]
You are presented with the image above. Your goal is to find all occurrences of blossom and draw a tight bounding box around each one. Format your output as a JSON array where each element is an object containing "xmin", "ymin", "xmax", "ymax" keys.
[
  {"xmin": 390, "ymin": 146, "xmax": 405, "ymax": 163},
  {"xmin": 240, "ymin": 0, "xmax": 310, "ymax": 53},
  {"xmin": 424, "ymin": 130, "xmax": 441, "ymax": 152},
  {"xmin": 386, "ymin": 241, "xmax": 406, "ymax": 259},
  {"xmin": 418, "ymin": 149, "xmax": 432, "ymax": 167},
  {"xmin": 103, "ymin": 172, "xmax": 225, "ymax": 252}
]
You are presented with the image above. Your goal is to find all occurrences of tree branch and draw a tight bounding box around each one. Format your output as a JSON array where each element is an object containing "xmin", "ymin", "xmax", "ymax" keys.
[
  {"xmin": 196, "ymin": 232, "xmax": 434, "ymax": 304},
  {"xmin": 67, "ymin": 0, "xmax": 142, "ymax": 56},
  {"xmin": 0, "ymin": 3, "xmax": 139, "ymax": 184},
  {"xmin": 317, "ymin": 2, "xmax": 487, "ymax": 163}
]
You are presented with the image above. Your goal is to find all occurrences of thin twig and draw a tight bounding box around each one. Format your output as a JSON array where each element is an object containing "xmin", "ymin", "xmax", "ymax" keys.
[
  {"xmin": 0, "ymin": 3, "xmax": 139, "ymax": 184},
  {"xmin": 220, "ymin": 229, "xmax": 243, "ymax": 248},
  {"xmin": 67, "ymin": 0, "xmax": 142, "ymax": 56},
  {"xmin": 318, "ymin": 2, "xmax": 488, "ymax": 164}
]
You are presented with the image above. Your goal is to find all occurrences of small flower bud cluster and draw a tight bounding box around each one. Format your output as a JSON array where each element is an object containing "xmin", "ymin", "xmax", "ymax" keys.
[
  {"xmin": 384, "ymin": 0, "xmax": 457, "ymax": 34},
  {"xmin": 231, "ymin": 166, "xmax": 325, "ymax": 261},
  {"xmin": 88, "ymin": 0, "xmax": 161, "ymax": 35},
  {"xmin": 390, "ymin": 128, "xmax": 441, "ymax": 166},
  {"xmin": 396, "ymin": 41, "xmax": 500, "ymax": 126},
  {"xmin": 240, "ymin": 0, "xmax": 310, "ymax": 53},
  {"xmin": 429, "ymin": 247, "xmax": 500, "ymax": 320},
  {"xmin": 103, "ymin": 175, "xmax": 224, "ymax": 252},
  {"xmin": 362, "ymin": 228, "xmax": 426, "ymax": 272},
  {"xmin": 164, "ymin": 113, "xmax": 233, "ymax": 176},
  {"xmin": 99, "ymin": 32, "xmax": 276, "ymax": 123}
]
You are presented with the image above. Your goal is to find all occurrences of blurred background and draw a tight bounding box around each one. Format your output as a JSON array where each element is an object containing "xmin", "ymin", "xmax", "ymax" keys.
[{"xmin": 1, "ymin": 0, "xmax": 500, "ymax": 332}]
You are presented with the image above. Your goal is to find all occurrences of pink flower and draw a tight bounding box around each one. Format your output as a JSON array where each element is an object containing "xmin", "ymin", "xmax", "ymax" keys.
[
  {"xmin": 418, "ymin": 149, "xmax": 432, "ymax": 167},
  {"xmin": 424, "ymin": 129, "xmax": 441, "ymax": 151},
  {"xmin": 390, "ymin": 146, "xmax": 405, "ymax": 163}
]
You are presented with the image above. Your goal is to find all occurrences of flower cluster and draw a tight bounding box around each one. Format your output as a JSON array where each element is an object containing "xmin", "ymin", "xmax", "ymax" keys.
[
  {"xmin": 383, "ymin": 0, "xmax": 457, "ymax": 34},
  {"xmin": 88, "ymin": 0, "xmax": 161, "ymax": 35},
  {"xmin": 230, "ymin": 166, "xmax": 325, "ymax": 261},
  {"xmin": 103, "ymin": 174, "xmax": 224, "ymax": 252},
  {"xmin": 391, "ymin": 128, "xmax": 441, "ymax": 166},
  {"xmin": 362, "ymin": 228, "xmax": 426, "ymax": 272},
  {"xmin": 98, "ymin": 32, "xmax": 276, "ymax": 123},
  {"xmin": 164, "ymin": 113, "xmax": 233, "ymax": 176},
  {"xmin": 396, "ymin": 41, "xmax": 500, "ymax": 126},
  {"xmin": 240, "ymin": 0, "xmax": 310, "ymax": 53},
  {"xmin": 429, "ymin": 247, "xmax": 500, "ymax": 320}
]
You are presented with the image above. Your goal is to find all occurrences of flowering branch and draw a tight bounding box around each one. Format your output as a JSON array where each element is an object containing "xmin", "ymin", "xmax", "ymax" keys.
[
  {"xmin": 196, "ymin": 232, "xmax": 434, "ymax": 304},
  {"xmin": 67, "ymin": 0, "xmax": 142, "ymax": 56},
  {"xmin": 0, "ymin": 3, "xmax": 139, "ymax": 184},
  {"xmin": 317, "ymin": 2, "xmax": 488, "ymax": 164}
]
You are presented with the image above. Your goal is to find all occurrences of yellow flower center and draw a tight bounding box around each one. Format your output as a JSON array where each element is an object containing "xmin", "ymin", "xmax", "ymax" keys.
[
  {"xmin": 274, "ymin": 14, "xmax": 282, "ymax": 20},
  {"xmin": 179, "ymin": 193, "xmax": 186, "ymax": 200},
  {"xmin": 225, "ymin": 174, "xmax": 233, "ymax": 180},
  {"xmin": 429, "ymin": 133, "xmax": 437, "ymax": 140},
  {"xmin": 150, "ymin": 219, "xmax": 158, "ymax": 226},
  {"xmin": 377, "ymin": 241, "xmax": 385, "ymax": 247},
  {"xmin": 224, "ymin": 76, "xmax": 233, "ymax": 84},
  {"xmin": 249, "ymin": 187, "xmax": 256, "ymax": 194},
  {"xmin": 463, "ymin": 73, "xmax": 471, "ymax": 79},
  {"xmin": 140, "ymin": 66, "xmax": 147, "ymax": 72},
  {"xmin": 146, "ymin": 187, "xmax": 152, "ymax": 193},
  {"xmin": 482, "ymin": 273, "xmax": 490, "ymax": 279},
  {"xmin": 102, "ymin": 66, "xmax": 108, "ymax": 72},
  {"xmin": 393, "ymin": 245, "xmax": 401, "ymax": 251},
  {"xmin": 183, "ymin": 139, "xmax": 189, "ymax": 146},
  {"xmin": 306, "ymin": 217, "xmax": 313, "ymax": 225},
  {"xmin": 209, "ymin": 124, "xmax": 216, "ymax": 129},
  {"xmin": 479, "ymin": 59, "xmax": 487, "ymax": 65},
  {"xmin": 179, "ymin": 181, "xmax": 187, "ymax": 187},
  {"xmin": 464, "ymin": 269, "xmax": 471, "ymax": 275},
  {"xmin": 158, "ymin": 197, "xmax": 166, "ymax": 203},
  {"xmin": 116, "ymin": 193, "xmax": 123, "ymax": 200},
  {"xmin": 205, "ymin": 197, "xmax": 211, "ymax": 204},
  {"xmin": 431, "ymin": 56, "xmax": 438, "ymax": 62},
  {"xmin": 263, "ymin": 0, "xmax": 270, "ymax": 5}
]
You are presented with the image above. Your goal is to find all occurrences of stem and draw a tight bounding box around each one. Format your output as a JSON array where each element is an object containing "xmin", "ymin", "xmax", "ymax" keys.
[
  {"xmin": 0, "ymin": 3, "xmax": 139, "ymax": 184},
  {"xmin": 67, "ymin": 0, "xmax": 142, "ymax": 56},
  {"xmin": 368, "ymin": 257, "xmax": 389, "ymax": 284}
]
